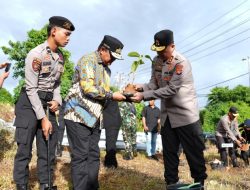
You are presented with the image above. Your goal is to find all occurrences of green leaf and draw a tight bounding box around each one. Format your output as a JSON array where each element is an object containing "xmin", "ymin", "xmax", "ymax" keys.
[
  {"xmin": 128, "ymin": 51, "xmax": 140, "ymax": 57},
  {"xmin": 131, "ymin": 61, "xmax": 139, "ymax": 73},
  {"xmin": 145, "ymin": 55, "xmax": 153, "ymax": 62},
  {"xmin": 138, "ymin": 59, "xmax": 145, "ymax": 65}
]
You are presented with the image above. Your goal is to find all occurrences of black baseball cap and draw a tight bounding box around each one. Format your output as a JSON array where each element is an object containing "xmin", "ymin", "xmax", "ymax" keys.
[
  {"xmin": 229, "ymin": 106, "xmax": 239, "ymax": 116},
  {"xmin": 49, "ymin": 16, "xmax": 75, "ymax": 31},
  {"xmin": 151, "ymin": 30, "xmax": 174, "ymax": 51},
  {"xmin": 244, "ymin": 119, "xmax": 250, "ymax": 128},
  {"xmin": 100, "ymin": 35, "xmax": 124, "ymax": 60}
]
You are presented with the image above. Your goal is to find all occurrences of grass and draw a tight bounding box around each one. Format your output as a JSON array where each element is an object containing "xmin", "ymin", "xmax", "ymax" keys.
[
  {"xmin": 1, "ymin": 130, "xmax": 250, "ymax": 190},
  {"xmin": 0, "ymin": 103, "xmax": 14, "ymax": 122},
  {"xmin": 0, "ymin": 113, "xmax": 250, "ymax": 190}
]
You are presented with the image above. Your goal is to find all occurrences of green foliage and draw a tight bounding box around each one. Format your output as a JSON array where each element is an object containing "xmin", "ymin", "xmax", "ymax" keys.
[
  {"xmin": 135, "ymin": 102, "xmax": 145, "ymax": 131},
  {"xmin": 0, "ymin": 88, "xmax": 13, "ymax": 104},
  {"xmin": 110, "ymin": 85, "xmax": 120, "ymax": 92},
  {"xmin": 1, "ymin": 25, "xmax": 74, "ymax": 100},
  {"xmin": 59, "ymin": 49, "xmax": 74, "ymax": 99},
  {"xmin": 12, "ymin": 79, "xmax": 25, "ymax": 104},
  {"xmin": 1, "ymin": 27, "xmax": 47, "ymax": 79},
  {"xmin": 127, "ymin": 52, "xmax": 140, "ymax": 57},
  {"xmin": 201, "ymin": 85, "xmax": 250, "ymax": 132},
  {"xmin": 128, "ymin": 51, "xmax": 154, "ymax": 73},
  {"xmin": 208, "ymin": 85, "xmax": 250, "ymax": 105}
]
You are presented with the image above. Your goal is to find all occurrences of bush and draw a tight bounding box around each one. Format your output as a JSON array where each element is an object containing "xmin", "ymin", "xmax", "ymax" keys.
[{"xmin": 0, "ymin": 88, "xmax": 13, "ymax": 104}]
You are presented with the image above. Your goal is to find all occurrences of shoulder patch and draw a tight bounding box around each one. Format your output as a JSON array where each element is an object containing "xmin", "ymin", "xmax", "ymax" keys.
[
  {"xmin": 175, "ymin": 64, "xmax": 183, "ymax": 75},
  {"xmin": 32, "ymin": 57, "xmax": 42, "ymax": 72}
]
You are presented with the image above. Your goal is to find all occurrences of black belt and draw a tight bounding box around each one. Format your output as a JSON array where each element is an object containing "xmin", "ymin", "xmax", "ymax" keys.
[{"xmin": 22, "ymin": 87, "xmax": 53, "ymax": 102}]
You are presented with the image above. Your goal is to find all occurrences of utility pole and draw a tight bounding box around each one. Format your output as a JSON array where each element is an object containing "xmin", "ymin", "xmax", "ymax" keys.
[{"xmin": 242, "ymin": 56, "xmax": 250, "ymax": 87}]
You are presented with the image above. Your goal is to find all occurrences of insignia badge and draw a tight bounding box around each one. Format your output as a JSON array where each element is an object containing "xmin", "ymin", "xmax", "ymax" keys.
[
  {"xmin": 63, "ymin": 22, "xmax": 71, "ymax": 30},
  {"xmin": 175, "ymin": 64, "xmax": 183, "ymax": 75},
  {"xmin": 32, "ymin": 58, "xmax": 42, "ymax": 72},
  {"xmin": 115, "ymin": 48, "xmax": 122, "ymax": 54},
  {"xmin": 42, "ymin": 66, "xmax": 51, "ymax": 73},
  {"xmin": 163, "ymin": 76, "xmax": 172, "ymax": 81}
]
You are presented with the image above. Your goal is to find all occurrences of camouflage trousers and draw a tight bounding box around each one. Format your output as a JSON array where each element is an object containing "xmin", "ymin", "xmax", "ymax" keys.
[{"xmin": 121, "ymin": 123, "xmax": 137, "ymax": 155}]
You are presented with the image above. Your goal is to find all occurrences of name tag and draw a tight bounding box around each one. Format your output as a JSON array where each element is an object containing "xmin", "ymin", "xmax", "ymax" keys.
[{"xmin": 221, "ymin": 143, "xmax": 234, "ymax": 148}]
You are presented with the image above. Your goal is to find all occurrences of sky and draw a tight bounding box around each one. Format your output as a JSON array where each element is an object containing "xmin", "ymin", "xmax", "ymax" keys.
[{"xmin": 0, "ymin": 0, "xmax": 250, "ymax": 108}]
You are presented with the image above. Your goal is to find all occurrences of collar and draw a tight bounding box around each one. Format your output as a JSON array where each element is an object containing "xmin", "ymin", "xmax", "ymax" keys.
[
  {"xmin": 43, "ymin": 40, "xmax": 59, "ymax": 61},
  {"xmin": 95, "ymin": 51, "xmax": 110, "ymax": 68}
]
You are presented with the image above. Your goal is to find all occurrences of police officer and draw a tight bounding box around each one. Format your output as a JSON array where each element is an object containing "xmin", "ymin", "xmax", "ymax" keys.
[
  {"xmin": 13, "ymin": 16, "xmax": 74, "ymax": 190},
  {"xmin": 131, "ymin": 30, "xmax": 207, "ymax": 187},
  {"xmin": 216, "ymin": 107, "xmax": 244, "ymax": 167}
]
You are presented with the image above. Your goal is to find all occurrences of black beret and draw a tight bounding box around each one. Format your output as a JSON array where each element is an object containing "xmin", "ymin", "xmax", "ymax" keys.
[
  {"xmin": 49, "ymin": 16, "xmax": 75, "ymax": 31},
  {"xmin": 100, "ymin": 35, "xmax": 124, "ymax": 60},
  {"xmin": 151, "ymin": 30, "xmax": 174, "ymax": 51}
]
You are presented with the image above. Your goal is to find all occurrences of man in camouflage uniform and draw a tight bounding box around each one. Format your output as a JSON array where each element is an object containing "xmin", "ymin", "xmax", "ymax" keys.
[
  {"xmin": 119, "ymin": 102, "xmax": 137, "ymax": 160},
  {"xmin": 13, "ymin": 16, "xmax": 75, "ymax": 190}
]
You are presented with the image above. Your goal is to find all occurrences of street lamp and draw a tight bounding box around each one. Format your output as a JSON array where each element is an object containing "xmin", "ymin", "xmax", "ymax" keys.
[{"xmin": 242, "ymin": 56, "xmax": 250, "ymax": 87}]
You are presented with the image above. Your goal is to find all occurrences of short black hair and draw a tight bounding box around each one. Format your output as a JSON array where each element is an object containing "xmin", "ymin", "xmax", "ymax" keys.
[{"xmin": 47, "ymin": 24, "xmax": 56, "ymax": 37}]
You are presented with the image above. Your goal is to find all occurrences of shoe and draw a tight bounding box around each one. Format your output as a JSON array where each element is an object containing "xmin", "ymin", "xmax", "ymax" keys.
[
  {"xmin": 232, "ymin": 159, "xmax": 240, "ymax": 167},
  {"xmin": 16, "ymin": 184, "xmax": 28, "ymax": 190},
  {"xmin": 151, "ymin": 155, "xmax": 159, "ymax": 161},
  {"xmin": 40, "ymin": 183, "xmax": 57, "ymax": 190},
  {"xmin": 132, "ymin": 144, "xmax": 137, "ymax": 157},
  {"xmin": 123, "ymin": 153, "xmax": 133, "ymax": 160},
  {"xmin": 147, "ymin": 156, "xmax": 153, "ymax": 160},
  {"xmin": 104, "ymin": 155, "xmax": 118, "ymax": 168},
  {"xmin": 40, "ymin": 184, "xmax": 48, "ymax": 190},
  {"xmin": 166, "ymin": 180, "xmax": 182, "ymax": 189},
  {"xmin": 194, "ymin": 179, "xmax": 205, "ymax": 190},
  {"xmin": 133, "ymin": 150, "xmax": 138, "ymax": 157}
]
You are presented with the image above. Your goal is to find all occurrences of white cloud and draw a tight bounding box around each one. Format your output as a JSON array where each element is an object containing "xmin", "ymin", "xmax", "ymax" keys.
[{"xmin": 0, "ymin": 0, "xmax": 249, "ymax": 104}]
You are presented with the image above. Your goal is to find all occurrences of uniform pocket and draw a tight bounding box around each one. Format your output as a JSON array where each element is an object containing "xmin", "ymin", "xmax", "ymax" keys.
[{"xmin": 14, "ymin": 116, "xmax": 29, "ymax": 144}]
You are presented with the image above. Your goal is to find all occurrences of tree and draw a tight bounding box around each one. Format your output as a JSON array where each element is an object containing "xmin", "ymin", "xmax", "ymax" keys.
[
  {"xmin": 207, "ymin": 85, "xmax": 250, "ymax": 105},
  {"xmin": 1, "ymin": 25, "xmax": 74, "ymax": 101},
  {"xmin": 0, "ymin": 88, "xmax": 13, "ymax": 104},
  {"xmin": 201, "ymin": 85, "xmax": 250, "ymax": 132}
]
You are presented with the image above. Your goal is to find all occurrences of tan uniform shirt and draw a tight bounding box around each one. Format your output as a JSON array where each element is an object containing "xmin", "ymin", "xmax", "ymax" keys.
[
  {"xmin": 25, "ymin": 41, "xmax": 64, "ymax": 120},
  {"xmin": 215, "ymin": 115, "xmax": 240, "ymax": 141},
  {"xmin": 142, "ymin": 50, "xmax": 199, "ymax": 128}
]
